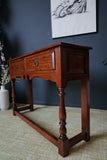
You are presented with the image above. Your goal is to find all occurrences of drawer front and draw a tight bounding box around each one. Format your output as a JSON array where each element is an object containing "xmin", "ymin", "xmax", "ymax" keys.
[
  {"xmin": 67, "ymin": 54, "xmax": 85, "ymax": 74},
  {"xmin": 10, "ymin": 59, "xmax": 25, "ymax": 73},
  {"xmin": 26, "ymin": 50, "xmax": 55, "ymax": 72}
]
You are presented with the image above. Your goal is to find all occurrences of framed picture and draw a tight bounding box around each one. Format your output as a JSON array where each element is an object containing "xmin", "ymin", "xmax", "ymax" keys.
[{"xmin": 50, "ymin": 0, "xmax": 96, "ymax": 38}]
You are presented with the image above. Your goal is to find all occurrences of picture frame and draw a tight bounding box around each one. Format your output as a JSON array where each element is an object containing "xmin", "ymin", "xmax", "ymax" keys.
[{"xmin": 50, "ymin": 0, "xmax": 97, "ymax": 38}]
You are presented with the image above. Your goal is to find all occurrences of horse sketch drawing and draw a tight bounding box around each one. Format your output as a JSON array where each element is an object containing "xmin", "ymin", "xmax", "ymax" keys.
[{"xmin": 52, "ymin": 0, "xmax": 87, "ymax": 18}]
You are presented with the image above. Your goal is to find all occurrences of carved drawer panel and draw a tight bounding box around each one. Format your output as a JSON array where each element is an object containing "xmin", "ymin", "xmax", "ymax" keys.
[
  {"xmin": 10, "ymin": 59, "xmax": 25, "ymax": 73},
  {"xmin": 67, "ymin": 54, "xmax": 85, "ymax": 74},
  {"xmin": 26, "ymin": 50, "xmax": 55, "ymax": 72}
]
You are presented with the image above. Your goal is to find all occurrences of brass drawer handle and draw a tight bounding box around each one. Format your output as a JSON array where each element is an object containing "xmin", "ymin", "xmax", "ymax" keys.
[
  {"xmin": 34, "ymin": 60, "xmax": 39, "ymax": 67},
  {"xmin": 14, "ymin": 64, "xmax": 17, "ymax": 69}
]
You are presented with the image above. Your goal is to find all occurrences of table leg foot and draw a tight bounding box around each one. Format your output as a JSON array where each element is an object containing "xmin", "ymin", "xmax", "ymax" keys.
[
  {"xmin": 58, "ymin": 138, "xmax": 69, "ymax": 157},
  {"xmin": 30, "ymin": 105, "xmax": 33, "ymax": 111},
  {"xmin": 13, "ymin": 105, "xmax": 16, "ymax": 116},
  {"xmin": 84, "ymin": 131, "xmax": 90, "ymax": 142}
]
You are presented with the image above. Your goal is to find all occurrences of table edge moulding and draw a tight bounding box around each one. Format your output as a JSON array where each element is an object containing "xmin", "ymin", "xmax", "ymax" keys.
[{"xmin": 9, "ymin": 42, "xmax": 92, "ymax": 157}]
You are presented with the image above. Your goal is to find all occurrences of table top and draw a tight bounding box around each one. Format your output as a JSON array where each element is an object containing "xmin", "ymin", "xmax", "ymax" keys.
[{"xmin": 9, "ymin": 42, "xmax": 92, "ymax": 62}]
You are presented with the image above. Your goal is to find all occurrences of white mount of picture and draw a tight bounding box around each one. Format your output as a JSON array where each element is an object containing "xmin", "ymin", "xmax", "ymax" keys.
[{"xmin": 50, "ymin": 0, "xmax": 96, "ymax": 38}]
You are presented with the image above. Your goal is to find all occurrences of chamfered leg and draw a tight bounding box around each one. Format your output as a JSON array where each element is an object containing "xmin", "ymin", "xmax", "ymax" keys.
[
  {"xmin": 28, "ymin": 79, "xmax": 33, "ymax": 111},
  {"xmin": 11, "ymin": 79, "xmax": 17, "ymax": 115},
  {"xmin": 81, "ymin": 79, "xmax": 90, "ymax": 141}
]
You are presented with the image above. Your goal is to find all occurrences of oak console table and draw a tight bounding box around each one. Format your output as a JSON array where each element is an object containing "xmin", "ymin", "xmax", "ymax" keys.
[{"xmin": 9, "ymin": 42, "xmax": 92, "ymax": 157}]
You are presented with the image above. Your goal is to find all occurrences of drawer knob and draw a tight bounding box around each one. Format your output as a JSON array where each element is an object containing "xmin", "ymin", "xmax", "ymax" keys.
[{"xmin": 34, "ymin": 60, "xmax": 39, "ymax": 67}]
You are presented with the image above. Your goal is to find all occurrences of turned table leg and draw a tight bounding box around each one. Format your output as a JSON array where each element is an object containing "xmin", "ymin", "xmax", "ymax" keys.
[
  {"xmin": 28, "ymin": 79, "xmax": 33, "ymax": 111},
  {"xmin": 58, "ymin": 87, "xmax": 69, "ymax": 157},
  {"xmin": 11, "ymin": 79, "xmax": 17, "ymax": 116},
  {"xmin": 81, "ymin": 79, "xmax": 90, "ymax": 141}
]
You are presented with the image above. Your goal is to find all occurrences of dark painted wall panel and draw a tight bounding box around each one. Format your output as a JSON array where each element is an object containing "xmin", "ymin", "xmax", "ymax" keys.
[{"xmin": 3, "ymin": 0, "xmax": 107, "ymax": 109}]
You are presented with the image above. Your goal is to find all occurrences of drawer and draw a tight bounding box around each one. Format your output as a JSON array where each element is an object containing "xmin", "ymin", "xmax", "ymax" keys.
[
  {"xmin": 26, "ymin": 50, "xmax": 55, "ymax": 72},
  {"xmin": 10, "ymin": 59, "xmax": 25, "ymax": 73},
  {"xmin": 67, "ymin": 54, "xmax": 85, "ymax": 74}
]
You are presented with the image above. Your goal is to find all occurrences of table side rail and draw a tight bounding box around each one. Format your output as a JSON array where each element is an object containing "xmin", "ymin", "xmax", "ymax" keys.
[{"xmin": 15, "ymin": 111, "xmax": 58, "ymax": 146}]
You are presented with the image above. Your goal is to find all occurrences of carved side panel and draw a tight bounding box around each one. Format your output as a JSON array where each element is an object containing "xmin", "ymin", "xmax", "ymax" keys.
[{"xmin": 67, "ymin": 54, "xmax": 85, "ymax": 74}]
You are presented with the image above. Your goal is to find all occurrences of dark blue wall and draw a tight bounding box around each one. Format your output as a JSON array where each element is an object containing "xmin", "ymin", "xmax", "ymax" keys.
[{"xmin": 3, "ymin": 0, "xmax": 107, "ymax": 109}]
